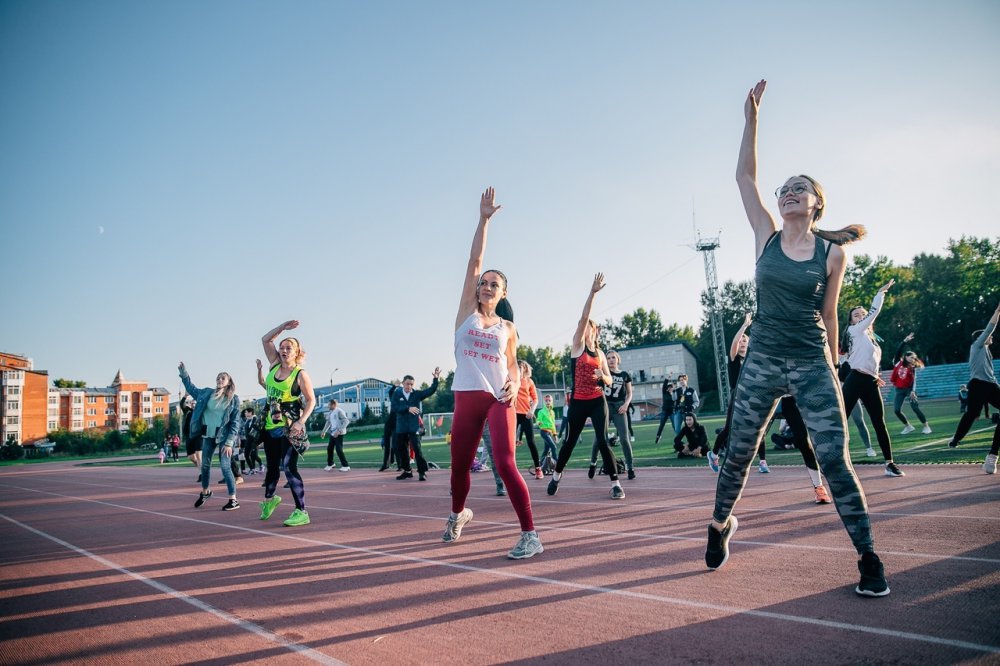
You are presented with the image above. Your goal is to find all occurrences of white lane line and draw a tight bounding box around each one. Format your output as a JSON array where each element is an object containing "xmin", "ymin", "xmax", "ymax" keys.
[
  {"xmin": 5, "ymin": 481, "xmax": 1000, "ymax": 564},
  {"xmin": 896, "ymin": 426, "xmax": 995, "ymax": 453},
  {"xmin": 1, "ymin": 488, "xmax": 998, "ymax": 655},
  {"xmin": 0, "ymin": 512, "xmax": 347, "ymax": 666}
]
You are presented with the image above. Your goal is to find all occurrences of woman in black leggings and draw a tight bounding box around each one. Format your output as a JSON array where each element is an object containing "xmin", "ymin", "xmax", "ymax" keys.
[{"xmin": 842, "ymin": 279, "xmax": 903, "ymax": 477}]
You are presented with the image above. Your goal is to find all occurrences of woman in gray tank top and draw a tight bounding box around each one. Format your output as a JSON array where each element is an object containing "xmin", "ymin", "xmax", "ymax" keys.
[{"xmin": 704, "ymin": 80, "xmax": 890, "ymax": 598}]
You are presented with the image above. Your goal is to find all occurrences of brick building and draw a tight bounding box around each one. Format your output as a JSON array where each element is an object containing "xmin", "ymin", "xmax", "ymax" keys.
[
  {"xmin": 50, "ymin": 370, "xmax": 171, "ymax": 433},
  {"xmin": 1, "ymin": 352, "xmax": 50, "ymax": 445}
]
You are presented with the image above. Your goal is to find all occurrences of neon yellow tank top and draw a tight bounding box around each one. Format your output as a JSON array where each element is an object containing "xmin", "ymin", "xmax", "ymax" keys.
[{"xmin": 265, "ymin": 365, "xmax": 301, "ymax": 430}]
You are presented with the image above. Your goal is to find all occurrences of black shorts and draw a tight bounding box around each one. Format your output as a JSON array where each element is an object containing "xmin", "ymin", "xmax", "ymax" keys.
[{"xmin": 185, "ymin": 436, "xmax": 202, "ymax": 456}]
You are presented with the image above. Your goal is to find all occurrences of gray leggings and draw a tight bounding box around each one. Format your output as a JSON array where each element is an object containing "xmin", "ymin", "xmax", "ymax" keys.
[
  {"xmin": 893, "ymin": 388, "xmax": 927, "ymax": 426},
  {"xmin": 850, "ymin": 404, "xmax": 872, "ymax": 449},
  {"xmin": 591, "ymin": 406, "xmax": 634, "ymax": 470},
  {"xmin": 714, "ymin": 348, "xmax": 874, "ymax": 554}
]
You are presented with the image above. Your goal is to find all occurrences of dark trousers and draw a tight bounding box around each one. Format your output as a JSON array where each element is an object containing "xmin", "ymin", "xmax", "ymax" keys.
[
  {"xmin": 516, "ymin": 413, "xmax": 540, "ymax": 468},
  {"xmin": 556, "ymin": 396, "xmax": 617, "ymax": 481},
  {"xmin": 656, "ymin": 410, "xmax": 673, "ymax": 439},
  {"xmin": 952, "ymin": 379, "xmax": 1000, "ymax": 453},
  {"xmin": 381, "ymin": 418, "xmax": 396, "ymax": 468},
  {"xmin": 395, "ymin": 431, "xmax": 427, "ymax": 475},
  {"xmin": 327, "ymin": 435, "xmax": 348, "ymax": 467},
  {"xmin": 842, "ymin": 371, "xmax": 894, "ymax": 461}
]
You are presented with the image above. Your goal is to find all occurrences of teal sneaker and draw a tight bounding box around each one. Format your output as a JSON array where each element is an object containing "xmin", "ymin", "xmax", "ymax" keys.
[
  {"xmin": 283, "ymin": 508, "xmax": 311, "ymax": 527},
  {"xmin": 259, "ymin": 495, "xmax": 282, "ymax": 520}
]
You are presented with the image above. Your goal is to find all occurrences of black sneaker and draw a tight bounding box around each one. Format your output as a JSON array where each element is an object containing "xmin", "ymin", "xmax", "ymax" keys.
[
  {"xmin": 705, "ymin": 515, "xmax": 738, "ymax": 570},
  {"xmin": 396, "ymin": 470, "xmax": 413, "ymax": 480},
  {"xmin": 196, "ymin": 473, "xmax": 202, "ymax": 483},
  {"xmin": 948, "ymin": 439, "xmax": 959, "ymax": 448},
  {"xmin": 627, "ymin": 469, "xmax": 636, "ymax": 480},
  {"xmin": 884, "ymin": 462, "xmax": 905, "ymax": 477},
  {"xmin": 655, "ymin": 435, "xmax": 660, "ymax": 445},
  {"xmin": 418, "ymin": 473, "xmax": 426, "ymax": 481},
  {"xmin": 194, "ymin": 489, "xmax": 212, "ymax": 508},
  {"xmin": 610, "ymin": 485, "xmax": 625, "ymax": 500},
  {"xmin": 222, "ymin": 499, "xmax": 240, "ymax": 511},
  {"xmin": 547, "ymin": 478, "xmax": 559, "ymax": 496},
  {"xmin": 217, "ymin": 479, "xmax": 225, "ymax": 484},
  {"xmin": 855, "ymin": 552, "xmax": 890, "ymax": 597},
  {"xmin": 587, "ymin": 464, "xmax": 597, "ymax": 479}
]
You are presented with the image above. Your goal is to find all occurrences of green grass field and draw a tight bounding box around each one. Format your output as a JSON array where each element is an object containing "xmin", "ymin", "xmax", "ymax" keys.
[{"xmin": 5, "ymin": 398, "xmax": 995, "ymax": 470}]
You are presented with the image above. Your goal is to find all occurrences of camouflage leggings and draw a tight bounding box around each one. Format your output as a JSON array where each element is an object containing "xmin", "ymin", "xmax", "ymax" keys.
[{"xmin": 713, "ymin": 348, "xmax": 874, "ymax": 554}]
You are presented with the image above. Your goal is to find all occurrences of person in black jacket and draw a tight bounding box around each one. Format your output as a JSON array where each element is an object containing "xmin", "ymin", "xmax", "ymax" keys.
[
  {"xmin": 674, "ymin": 414, "xmax": 709, "ymax": 458},
  {"xmin": 654, "ymin": 381, "xmax": 675, "ymax": 444},
  {"xmin": 393, "ymin": 368, "xmax": 441, "ymax": 481}
]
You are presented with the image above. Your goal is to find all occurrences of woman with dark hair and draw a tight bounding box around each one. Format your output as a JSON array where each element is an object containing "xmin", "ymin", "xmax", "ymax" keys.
[
  {"xmin": 842, "ymin": 279, "xmax": 905, "ymax": 477},
  {"xmin": 706, "ymin": 80, "xmax": 889, "ymax": 597},
  {"xmin": 179, "ymin": 363, "xmax": 241, "ymax": 511},
  {"xmin": 259, "ymin": 321, "xmax": 317, "ymax": 527},
  {"xmin": 674, "ymin": 413, "xmax": 708, "ymax": 457},
  {"xmin": 547, "ymin": 273, "xmax": 624, "ymax": 500},
  {"xmin": 515, "ymin": 360, "xmax": 543, "ymax": 479},
  {"xmin": 442, "ymin": 187, "xmax": 541, "ymax": 560},
  {"xmin": 889, "ymin": 333, "xmax": 931, "ymax": 435}
]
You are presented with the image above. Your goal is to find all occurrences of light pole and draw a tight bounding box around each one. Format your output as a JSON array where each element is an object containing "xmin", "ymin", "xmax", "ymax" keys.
[{"xmin": 329, "ymin": 368, "xmax": 339, "ymax": 387}]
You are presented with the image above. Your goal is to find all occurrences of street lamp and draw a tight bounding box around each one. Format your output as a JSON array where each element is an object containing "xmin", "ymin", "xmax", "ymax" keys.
[{"xmin": 329, "ymin": 368, "xmax": 339, "ymax": 387}]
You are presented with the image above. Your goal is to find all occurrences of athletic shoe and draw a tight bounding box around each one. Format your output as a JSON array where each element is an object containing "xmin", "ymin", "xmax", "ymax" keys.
[
  {"xmin": 758, "ymin": 460, "xmax": 769, "ymax": 474},
  {"xmin": 547, "ymin": 477, "xmax": 559, "ymax": 496},
  {"xmin": 339, "ymin": 466, "xmax": 350, "ymax": 472},
  {"xmin": 535, "ymin": 467, "xmax": 544, "ymax": 480},
  {"xmin": 948, "ymin": 439, "xmax": 960, "ymax": 448},
  {"xmin": 324, "ymin": 465, "xmax": 333, "ymax": 471},
  {"xmin": 983, "ymin": 454, "xmax": 998, "ymax": 475},
  {"xmin": 196, "ymin": 473, "xmax": 202, "ymax": 483},
  {"xmin": 441, "ymin": 508, "xmax": 474, "ymax": 543},
  {"xmin": 378, "ymin": 465, "xmax": 389, "ymax": 472},
  {"xmin": 707, "ymin": 451, "xmax": 720, "ymax": 473},
  {"xmin": 705, "ymin": 515, "xmax": 738, "ymax": 570},
  {"xmin": 855, "ymin": 552, "xmax": 890, "ymax": 597},
  {"xmin": 217, "ymin": 479, "xmax": 225, "ymax": 484},
  {"xmin": 610, "ymin": 485, "xmax": 625, "ymax": 500},
  {"xmin": 418, "ymin": 473, "xmax": 426, "ymax": 481},
  {"xmin": 283, "ymin": 508, "xmax": 310, "ymax": 527},
  {"xmin": 259, "ymin": 495, "xmax": 282, "ymax": 520},
  {"xmin": 235, "ymin": 477, "xmax": 244, "ymax": 485},
  {"xmin": 222, "ymin": 499, "xmax": 240, "ymax": 511},
  {"xmin": 587, "ymin": 464, "xmax": 597, "ymax": 479},
  {"xmin": 507, "ymin": 531, "xmax": 543, "ymax": 560},
  {"xmin": 627, "ymin": 469, "xmax": 636, "ymax": 480},
  {"xmin": 496, "ymin": 483, "xmax": 507, "ymax": 496},
  {"xmin": 654, "ymin": 435, "xmax": 660, "ymax": 445},
  {"xmin": 921, "ymin": 424, "xmax": 932, "ymax": 434},
  {"xmin": 814, "ymin": 486, "xmax": 832, "ymax": 504},
  {"xmin": 396, "ymin": 471, "xmax": 413, "ymax": 480},
  {"xmin": 283, "ymin": 481, "xmax": 290, "ymax": 488},
  {"xmin": 900, "ymin": 424, "xmax": 915, "ymax": 435},
  {"xmin": 194, "ymin": 489, "xmax": 212, "ymax": 508},
  {"xmin": 885, "ymin": 462, "xmax": 905, "ymax": 477}
]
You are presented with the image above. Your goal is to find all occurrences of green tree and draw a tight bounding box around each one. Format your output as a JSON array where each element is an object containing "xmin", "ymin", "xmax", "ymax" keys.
[
  {"xmin": 128, "ymin": 418, "xmax": 149, "ymax": 443},
  {"xmin": 516, "ymin": 345, "xmax": 564, "ymax": 385},
  {"xmin": 420, "ymin": 370, "xmax": 455, "ymax": 414},
  {"xmin": 604, "ymin": 307, "xmax": 671, "ymax": 348},
  {"xmin": 694, "ymin": 279, "xmax": 757, "ymax": 409},
  {"xmin": 53, "ymin": 379, "xmax": 87, "ymax": 388}
]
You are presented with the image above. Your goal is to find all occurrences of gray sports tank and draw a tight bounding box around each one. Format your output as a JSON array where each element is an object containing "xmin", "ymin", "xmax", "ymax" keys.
[{"xmin": 752, "ymin": 232, "xmax": 830, "ymax": 358}]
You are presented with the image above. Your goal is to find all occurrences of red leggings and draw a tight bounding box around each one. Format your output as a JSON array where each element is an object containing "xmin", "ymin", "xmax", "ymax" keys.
[{"xmin": 451, "ymin": 390, "xmax": 534, "ymax": 531}]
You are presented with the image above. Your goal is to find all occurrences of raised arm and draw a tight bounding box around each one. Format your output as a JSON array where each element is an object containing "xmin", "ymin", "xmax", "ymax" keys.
[
  {"xmin": 456, "ymin": 188, "xmax": 503, "ymax": 331},
  {"xmin": 854, "ymin": 279, "xmax": 894, "ymax": 332},
  {"xmin": 729, "ymin": 312, "xmax": 753, "ymax": 360},
  {"xmin": 736, "ymin": 80, "xmax": 778, "ymax": 259},
  {"xmin": 822, "ymin": 245, "xmax": 848, "ymax": 365},
  {"xmin": 261, "ymin": 320, "xmax": 299, "ymax": 366},
  {"xmin": 177, "ymin": 362, "xmax": 202, "ymax": 395},
  {"xmin": 256, "ymin": 358, "xmax": 266, "ymax": 389},
  {"xmin": 573, "ymin": 273, "xmax": 606, "ymax": 353},
  {"xmin": 976, "ymin": 302, "xmax": 1000, "ymax": 346},
  {"xmin": 893, "ymin": 332, "xmax": 914, "ymax": 364}
]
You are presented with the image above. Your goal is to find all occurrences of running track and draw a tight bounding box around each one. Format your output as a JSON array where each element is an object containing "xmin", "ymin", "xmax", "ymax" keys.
[{"xmin": 1, "ymin": 461, "xmax": 998, "ymax": 665}]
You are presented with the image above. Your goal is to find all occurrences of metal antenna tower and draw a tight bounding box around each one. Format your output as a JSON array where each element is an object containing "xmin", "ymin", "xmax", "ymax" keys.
[{"xmin": 696, "ymin": 231, "xmax": 730, "ymax": 411}]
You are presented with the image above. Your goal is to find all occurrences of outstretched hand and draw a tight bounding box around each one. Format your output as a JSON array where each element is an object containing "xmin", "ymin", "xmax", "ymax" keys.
[
  {"xmin": 256, "ymin": 359, "xmax": 263, "ymax": 370},
  {"xmin": 432, "ymin": 366, "xmax": 441, "ymax": 380},
  {"xmin": 281, "ymin": 320, "xmax": 300, "ymax": 331},
  {"xmin": 591, "ymin": 272, "xmax": 606, "ymax": 293},
  {"xmin": 744, "ymin": 79, "xmax": 766, "ymax": 121},
  {"xmin": 743, "ymin": 312, "xmax": 753, "ymax": 327},
  {"xmin": 904, "ymin": 332, "xmax": 915, "ymax": 342},
  {"xmin": 178, "ymin": 361, "xmax": 186, "ymax": 373},
  {"xmin": 878, "ymin": 278, "xmax": 896, "ymax": 293},
  {"xmin": 480, "ymin": 187, "xmax": 502, "ymax": 221}
]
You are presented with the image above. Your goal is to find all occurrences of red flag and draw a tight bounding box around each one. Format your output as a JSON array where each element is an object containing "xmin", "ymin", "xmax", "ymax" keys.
[{"xmin": 436, "ymin": 416, "xmax": 444, "ymax": 427}]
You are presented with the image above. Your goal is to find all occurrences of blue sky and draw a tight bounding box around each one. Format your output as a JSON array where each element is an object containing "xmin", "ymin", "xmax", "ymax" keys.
[{"xmin": 2, "ymin": 0, "xmax": 998, "ymax": 399}]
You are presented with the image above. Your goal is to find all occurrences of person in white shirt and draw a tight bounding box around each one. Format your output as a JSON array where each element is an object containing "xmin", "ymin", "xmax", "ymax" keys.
[
  {"xmin": 841, "ymin": 279, "xmax": 903, "ymax": 477},
  {"xmin": 321, "ymin": 399, "xmax": 351, "ymax": 472}
]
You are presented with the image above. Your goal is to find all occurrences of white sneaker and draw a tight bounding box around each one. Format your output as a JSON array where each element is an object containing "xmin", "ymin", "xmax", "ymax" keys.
[
  {"xmin": 338, "ymin": 466, "xmax": 350, "ymax": 472},
  {"xmin": 900, "ymin": 425, "xmax": 915, "ymax": 435},
  {"xmin": 324, "ymin": 465, "xmax": 333, "ymax": 472},
  {"xmin": 984, "ymin": 454, "xmax": 998, "ymax": 475},
  {"xmin": 758, "ymin": 460, "xmax": 770, "ymax": 473},
  {"xmin": 865, "ymin": 447, "xmax": 877, "ymax": 458},
  {"xmin": 508, "ymin": 531, "xmax": 544, "ymax": 559},
  {"xmin": 442, "ymin": 508, "xmax": 474, "ymax": 543},
  {"xmin": 921, "ymin": 424, "xmax": 932, "ymax": 434}
]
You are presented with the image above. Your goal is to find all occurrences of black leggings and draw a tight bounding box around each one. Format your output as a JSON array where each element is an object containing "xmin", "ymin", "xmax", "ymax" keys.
[
  {"xmin": 555, "ymin": 396, "xmax": 617, "ymax": 481},
  {"xmin": 842, "ymin": 370, "xmax": 894, "ymax": 461},
  {"xmin": 516, "ymin": 413, "xmax": 540, "ymax": 468},
  {"xmin": 244, "ymin": 442, "xmax": 262, "ymax": 470},
  {"xmin": 380, "ymin": 417, "xmax": 396, "ymax": 468},
  {"xmin": 952, "ymin": 378, "xmax": 1000, "ymax": 453},
  {"xmin": 262, "ymin": 430, "xmax": 305, "ymax": 510}
]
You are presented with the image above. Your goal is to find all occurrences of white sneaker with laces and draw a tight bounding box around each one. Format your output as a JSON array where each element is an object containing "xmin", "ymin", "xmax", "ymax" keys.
[
  {"xmin": 984, "ymin": 454, "xmax": 998, "ymax": 475},
  {"xmin": 865, "ymin": 447, "xmax": 877, "ymax": 458},
  {"xmin": 339, "ymin": 466, "xmax": 350, "ymax": 472},
  {"xmin": 508, "ymin": 531, "xmax": 543, "ymax": 559},
  {"xmin": 921, "ymin": 424, "xmax": 932, "ymax": 434},
  {"xmin": 442, "ymin": 508, "xmax": 474, "ymax": 543},
  {"xmin": 900, "ymin": 425, "xmax": 915, "ymax": 435},
  {"xmin": 324, "ymin": 465, "xmax": 333, "ymax": 472}
]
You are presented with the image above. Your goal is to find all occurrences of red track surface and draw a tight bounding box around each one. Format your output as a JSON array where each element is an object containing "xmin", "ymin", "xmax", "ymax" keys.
[{"xmin": 1, "ymin": 460, "xmax": 998, "ymax": 665}]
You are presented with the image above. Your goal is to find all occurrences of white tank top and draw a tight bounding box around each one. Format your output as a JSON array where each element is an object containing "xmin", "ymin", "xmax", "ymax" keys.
[{"xmin": 452, "ymin": 312, "xmax": 510, "ymax": 397}]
